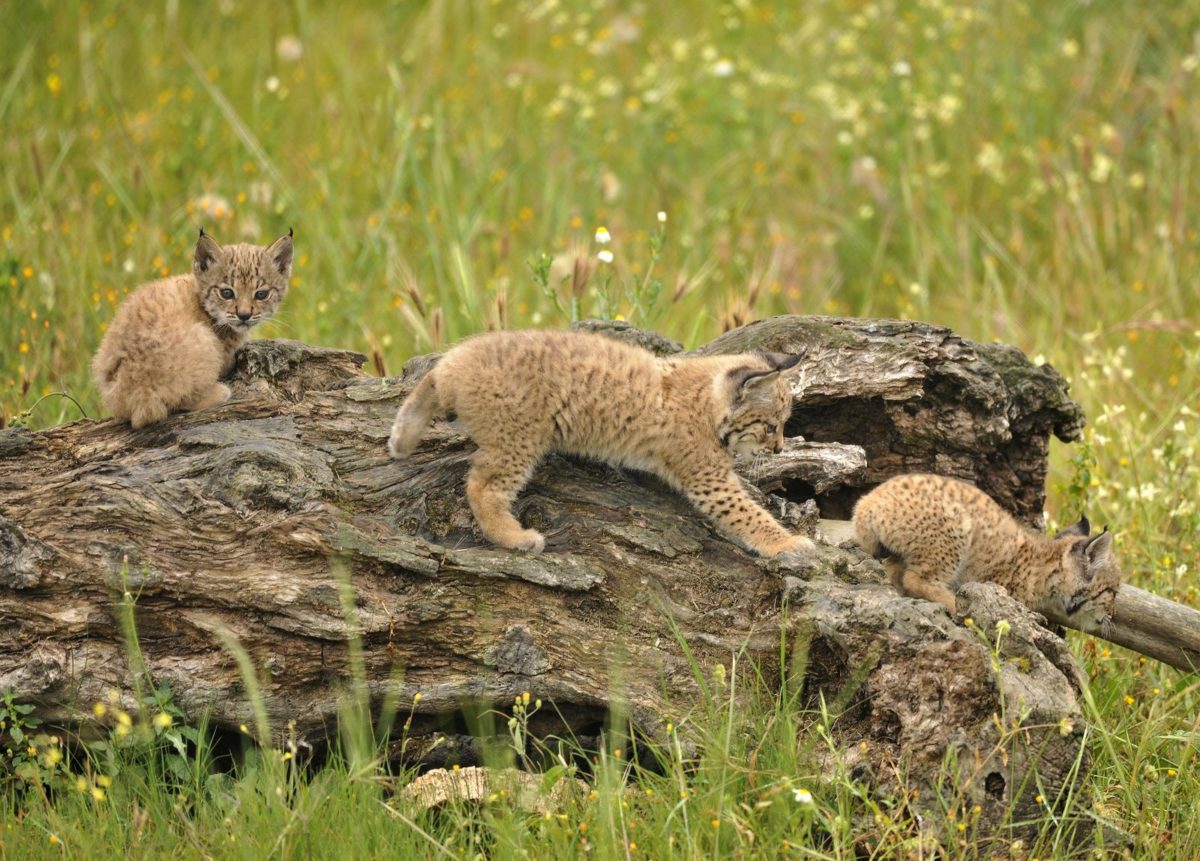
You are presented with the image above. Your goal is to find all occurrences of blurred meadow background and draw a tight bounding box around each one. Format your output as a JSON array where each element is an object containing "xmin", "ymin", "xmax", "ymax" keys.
[{"xmin": 4, "ymin": 0, "xmax": 1200, "ymax": 856}]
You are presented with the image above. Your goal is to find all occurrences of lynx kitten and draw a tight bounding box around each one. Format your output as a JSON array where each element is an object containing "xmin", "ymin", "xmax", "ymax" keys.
[
  {"xmin": 853, "ymin": 473, "xmax": 1120, "ymax": 628},
  {"xmin": 388, "ymin": 330, "xmax": 814, "ymax": 560},
  {"xmin": 92, "ymin": 228, "xmax": 293, "ymax": 428}
]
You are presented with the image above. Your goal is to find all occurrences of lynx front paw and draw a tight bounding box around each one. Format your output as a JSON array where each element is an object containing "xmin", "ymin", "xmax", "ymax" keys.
[
  {"xmin": 767, "ymin": 535, "xmax": 815, "ymax": 557},
  {"xmin": 182, "ymin": 382, "xmax": 231, "ymax": 412},
  {"xmin": 769, "ymin": 535, "xmax": 816, "ymax": 570},
  {"xmin": 199, "ymin": 382, "xmax": 232, "ymax": 409},
  {"xmin": 776, "ymin": 548, "xmax": 814, "ymax": 567},
  {"xmin": 508, "ymin": 529, "xmax": 546, "ymax": 553}
]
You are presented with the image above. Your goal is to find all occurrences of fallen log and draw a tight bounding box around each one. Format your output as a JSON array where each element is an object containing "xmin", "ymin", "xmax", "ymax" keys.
[
  {"xmin": 1071, "ymin": 586, "xmax": 1200, "ymax": 673},
  {"xmin": 0, "ymin": 316, "xmax": 1142, "ymax": 841}
]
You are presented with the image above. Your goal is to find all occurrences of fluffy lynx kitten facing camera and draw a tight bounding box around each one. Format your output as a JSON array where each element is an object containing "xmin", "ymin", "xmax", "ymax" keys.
[
  {"xmin": 853, "ymin": 473, "xmax": 1121, "ymax": 629},
  {"xmin": 388, "ymin": 330, "xmax": 814, "ymax": 560},
  {"xmin": 92, "ymin": 228, "xmax": 293, "ymax": 428}
]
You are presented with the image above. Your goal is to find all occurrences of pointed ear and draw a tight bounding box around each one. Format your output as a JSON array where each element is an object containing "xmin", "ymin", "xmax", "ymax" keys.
[
  {"xmin": 193, "ymin": 227, "xmax": 222, "ymax": 275},
  {"xmin": 1056, "ymin": 514, "xmax": 1090, "ymax": 538},
  {"xmin": 266, "ymin": 229, "xmax": 294, "ymax": 277},
  {"xmin": 757, "ymin": 351, "xmax": 805, "ymax": 372},
  {"xmin": 1084, "ymin": 529, "xmax": 1114, "ymax": 565},
  {"xmin": 727, "ymin": 366, "xmax": 781, "ymax": 403}
]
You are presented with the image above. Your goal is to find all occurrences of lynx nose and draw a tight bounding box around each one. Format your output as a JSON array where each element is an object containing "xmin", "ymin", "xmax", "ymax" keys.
[
  {"xmin": 772, "ymin": 440, "xmax": 783, "ymax": 454},
  {"xmin": 237, "ymin": 311, "xmax": 252, "ymax": 322}
]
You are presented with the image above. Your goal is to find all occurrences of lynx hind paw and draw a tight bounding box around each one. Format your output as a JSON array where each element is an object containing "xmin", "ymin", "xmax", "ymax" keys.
[{"xmin": 129, "ymin": 401, "xmax": 170, "ymax": 429}]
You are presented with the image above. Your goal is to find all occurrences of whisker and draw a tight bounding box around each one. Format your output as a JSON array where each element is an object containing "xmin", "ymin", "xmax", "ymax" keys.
[
  {"xmin": 750, "ymin": 451, "xmax": 766, "ymax": 483},
  {"xmin": 261, "ymin": 317, "xmax": 298, "ymax": 334}
]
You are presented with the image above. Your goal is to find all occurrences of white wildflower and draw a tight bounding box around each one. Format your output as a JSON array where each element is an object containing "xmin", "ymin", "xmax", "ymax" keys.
[
  {"xmin": 1089, "ymin": 153, "xmax": 1113, "ymax": 184},
  {"xmin": 976, "ymin": 142, "xmax": 1005, "ymax": 182},
  {"xmin": 276, "ymin": 35, "xmax": 304, "ymax": 62}
]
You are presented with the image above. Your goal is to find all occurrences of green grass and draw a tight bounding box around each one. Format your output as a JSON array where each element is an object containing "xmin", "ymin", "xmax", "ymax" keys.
[{"xmin": 3, "ymin": 0, "xmax": 1200, "ymax": 856}]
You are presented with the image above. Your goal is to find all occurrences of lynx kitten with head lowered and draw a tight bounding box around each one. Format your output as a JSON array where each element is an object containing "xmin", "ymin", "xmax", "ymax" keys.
[
  {"xmin": 92, "ymin": 228, "xmax": 293, "ymax": 428},
  {"xmin": 853, "ymin": 473, "xmax": 1120, "ymax": 628},
  {"xmin": 388, "ymin": 330, "xmax": 814, "ymax": 560}
]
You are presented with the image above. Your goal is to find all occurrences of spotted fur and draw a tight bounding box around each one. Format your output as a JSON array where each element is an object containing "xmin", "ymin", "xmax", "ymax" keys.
[
  {"xmin": 92, "ymin": 229, "xmax": 293, "ymax": 428},
  {"xmin": 388, "ymin": 329, "xmax": 813, "ymax": 559},
  {"xmin": 853, "ymin": 473, "xmax": 1121, "ymax": 629}
]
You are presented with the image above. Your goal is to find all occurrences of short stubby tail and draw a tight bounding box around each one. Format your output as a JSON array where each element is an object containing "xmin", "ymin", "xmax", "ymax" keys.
[
  {"xmin": 388, "ymin": 372, "xmax": 440, "ymax": 458},
  {"xmin": 852, "ymin": 510, "xmax": 892, "ymax": 560}
]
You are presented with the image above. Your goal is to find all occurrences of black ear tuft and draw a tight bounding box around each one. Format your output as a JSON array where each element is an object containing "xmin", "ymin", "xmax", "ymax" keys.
[
  {"xmin": 194, "ymin": 228, "xmax": 221, "ymax": 274},
  {"xmin": 1084, "ymin": 529, "xmax": 1115, "ymax": 563},
  {"xmin": 268, "ymin": 231, "xmax": 294, "ymax": 276},
  {"xmin": 1056, "ymin": 514, "xmax": 1090, "ymax": 539}
]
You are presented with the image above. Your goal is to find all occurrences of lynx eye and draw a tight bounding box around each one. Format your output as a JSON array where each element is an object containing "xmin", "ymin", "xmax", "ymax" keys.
[
  {"xmin": 254, "ymin": 289, "xmax": 270, "ymax": 300},
  {"xmin": 218, "ymin": 287, "xmax": 235, "ymax": 300}
]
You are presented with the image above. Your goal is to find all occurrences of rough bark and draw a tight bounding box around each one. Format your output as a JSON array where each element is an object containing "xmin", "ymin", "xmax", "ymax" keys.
[
  {"xmin": 700, "ymin": 316, "xmax": 1086, "ymax": 525},
  {"xmin": 0, "ymin": 317, "xmax": 1097, "ymax": 839}
]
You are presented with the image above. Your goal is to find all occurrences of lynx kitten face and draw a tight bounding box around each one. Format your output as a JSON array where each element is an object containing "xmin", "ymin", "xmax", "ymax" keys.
[
  {"xmin": 853, "ymin": 473, "xmax": 1121, "ymax": 630},
  {"xmin": 388, "ymin": 329, "xmax": 814, "ymax": 561},
  {"xmin": 91, "ymin": 229, "xmax": 293, "ymax": 429},
  {"xmin": 194, "ymin": 229, "xmax": 291, "ymax": 334}
]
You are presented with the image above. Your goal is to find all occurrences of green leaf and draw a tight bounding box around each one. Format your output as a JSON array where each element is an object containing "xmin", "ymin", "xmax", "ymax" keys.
[{"xmin": 540, "ymin": 764, "xmax": 567, "ymax": 794}]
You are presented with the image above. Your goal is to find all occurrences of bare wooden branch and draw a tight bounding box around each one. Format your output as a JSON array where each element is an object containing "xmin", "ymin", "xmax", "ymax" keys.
[{"xmin": 1049, "ymin": 585, "xmax": 1200, "ymax": 673}]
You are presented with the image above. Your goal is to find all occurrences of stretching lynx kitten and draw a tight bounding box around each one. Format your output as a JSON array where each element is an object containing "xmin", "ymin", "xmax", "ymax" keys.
[
  {"xmin": 853, "ymin": 473, "xmax": 1121, "ymax": 627},
  {"xmin": 388, "ymin": 330, "xmax": 814, "ymax": 560},
  {"xmin": 92, "ymin": 228, "xmax": 293, "ymax": 428}
]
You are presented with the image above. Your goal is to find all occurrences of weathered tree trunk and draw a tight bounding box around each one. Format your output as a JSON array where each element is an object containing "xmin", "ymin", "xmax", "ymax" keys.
[{"xmin": 0, "ymin": 316, "xmax": 1107, "ymax": 838}]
